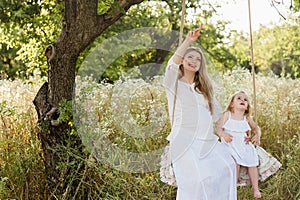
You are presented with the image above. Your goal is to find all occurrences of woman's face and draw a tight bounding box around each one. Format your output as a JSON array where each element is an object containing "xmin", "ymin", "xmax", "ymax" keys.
[{"xmin": 182, "ymin": 51, "xmax": 201, "ymax": 73}]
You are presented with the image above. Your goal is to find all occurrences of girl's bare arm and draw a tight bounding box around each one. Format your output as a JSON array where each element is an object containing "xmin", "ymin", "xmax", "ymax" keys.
[{"xmin": 248, "ymin": 117, "xmax": 261, "ymax": 145}]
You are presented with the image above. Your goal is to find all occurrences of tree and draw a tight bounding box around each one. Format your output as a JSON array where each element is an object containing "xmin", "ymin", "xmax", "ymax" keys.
[
  {"xmin": 90, "ymin": 0, "xmax": 235, "ymax": 81},
  {"xmin": 228, "ymin": 19, "xmax": 300, "ymax": 78},
  {"xmin": 252, "ymin": 21, "xmax": 300, "ymax": 78},
  {"xmin": 294, "ymin": 0, "xmax": 300, "ymax": 11},
  {"xmin": 1, "ymin": 0, "xmax": 235, "ymax": 81},
  {"xmin": 32, "ymin": 0, "xmax": 144, "ymax": 196}
]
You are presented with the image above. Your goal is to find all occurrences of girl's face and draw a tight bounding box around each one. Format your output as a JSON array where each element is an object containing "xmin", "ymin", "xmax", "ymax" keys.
[
  {"xmin": 232, "ymin": 93, "xmax": 249, "ymax": 112},
  {"xmin": 182, "ymin": 51, "xmax": 201, "ymax": 73}
]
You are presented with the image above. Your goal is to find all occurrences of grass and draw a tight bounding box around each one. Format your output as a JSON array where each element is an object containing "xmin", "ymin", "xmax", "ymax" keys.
[{"xmin": 0, "ymin": 69, "xmax": 299, "ymax": 199}]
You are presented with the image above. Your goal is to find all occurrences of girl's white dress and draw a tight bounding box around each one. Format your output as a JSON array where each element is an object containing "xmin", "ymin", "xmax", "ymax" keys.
[
  {"xmin": 164, "ymin": 58, "xmax": 237, "ymax": 200},
  {"xmin": 222, "ymin": 112, "xmax": 259, "ymax": 167}
]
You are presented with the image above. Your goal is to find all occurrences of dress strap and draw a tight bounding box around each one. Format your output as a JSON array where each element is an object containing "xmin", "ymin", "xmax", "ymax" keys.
[{"xmin": 228, "ymin": 112, "xmax": 232, "ymax": 119}]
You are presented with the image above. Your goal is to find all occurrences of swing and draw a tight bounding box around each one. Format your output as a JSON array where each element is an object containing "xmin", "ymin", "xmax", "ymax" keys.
[
  {"xmin": 160, "ymin": 0, "xmax": 281, "ymax": 188},
  {"xmin": 238, "ymin": 0, "xmax": 282, "ymax": 186}
]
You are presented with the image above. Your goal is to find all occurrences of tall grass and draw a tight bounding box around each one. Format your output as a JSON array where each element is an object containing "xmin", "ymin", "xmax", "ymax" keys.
[
  {"xmin": 0, "ymin": 69, "xmax": 299, "ymax": 199},
  {"xmin": 0, "ymin": 77, "xmax": 48, "ymax": 199}
]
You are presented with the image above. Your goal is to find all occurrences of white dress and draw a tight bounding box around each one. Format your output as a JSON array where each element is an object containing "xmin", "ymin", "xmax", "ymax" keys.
[
  {"xmin": 222, "ymin": 112, "xmax": 259, "ymax": 167},
  {"xmin": 164, "ymin": 58, "xmax": 237, "ymax": 200}
]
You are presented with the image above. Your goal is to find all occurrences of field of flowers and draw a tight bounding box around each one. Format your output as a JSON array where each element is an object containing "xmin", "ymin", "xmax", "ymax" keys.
[{"xmin": 0, "ymin": 69, "xmax": 299, "ymax": 199}]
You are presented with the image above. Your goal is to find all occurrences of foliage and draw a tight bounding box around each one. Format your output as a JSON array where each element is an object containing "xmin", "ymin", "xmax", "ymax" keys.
[
  {"xmin": 78, "ymin": 0, "xmax": 235, "ymax": 81},
  {"xmin": 0, "ymin": 0, "xmax": 63, "ymax": 79},
  {"xmin": 229, "ymin": 17, "xmax": 300, "ymax": 78},
  {"xmin": 0, "ymin": 0, "xmax": 234, "ymax": 81},
  {"xmin": 1, "ymin": 68, "xmax": 299, "ymax": 199},
  {"xmin": 1, "ymin": 0, "xmax": 299, "ymax": 82},
  {"xmin": 58, "ymin": 99, "xmax": 73, "ymax": 124},
  {"xmin": 294, "ymin": 0, "xmax": 300, "ymax": 12},
  {"xmin": 254, "ymin": 21, "xmax": 300, "ymax": 78}
]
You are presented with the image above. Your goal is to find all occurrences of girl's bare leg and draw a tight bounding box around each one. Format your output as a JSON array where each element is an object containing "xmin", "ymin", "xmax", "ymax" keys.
[
  {"xmin": 248, "ymin": 167, "xmax": 261, "ymax": 198},
  {"xmin": 236, "ymin": 164, "xmax": 240, "ymax": 183}
]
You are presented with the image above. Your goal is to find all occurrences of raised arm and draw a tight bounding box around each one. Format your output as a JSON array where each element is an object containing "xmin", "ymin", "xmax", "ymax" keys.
[
  {"xmin": 172, "ymin": 24, "xmax": 203, "ymax": 64},
  {"xmin": 164, "ymin": 24, "xmax": 203, "ymax": 90}
]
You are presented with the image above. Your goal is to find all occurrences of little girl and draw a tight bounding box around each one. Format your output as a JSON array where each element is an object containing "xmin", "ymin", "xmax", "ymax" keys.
[{"xmin": 217, "ymin": 91, "xmax": 262, "ymax": 198}]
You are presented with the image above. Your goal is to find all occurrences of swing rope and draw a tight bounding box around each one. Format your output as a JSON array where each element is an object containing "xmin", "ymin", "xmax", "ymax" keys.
[
  {"xmin": 179, "ymin": 0, "xmax": 186, "ymax": 46},
  {"xmin": 171, "ymin": 0, "xmax": 186, "ymax": 126},
  {"xmin": 247, "ymin": 0, "xmax": 257, "ymax": 122}
]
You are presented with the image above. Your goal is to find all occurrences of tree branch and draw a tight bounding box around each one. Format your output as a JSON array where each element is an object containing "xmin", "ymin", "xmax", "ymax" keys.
[{"xmin": 97, "ymin": 0, "xmax": 144, "ymax": 29}]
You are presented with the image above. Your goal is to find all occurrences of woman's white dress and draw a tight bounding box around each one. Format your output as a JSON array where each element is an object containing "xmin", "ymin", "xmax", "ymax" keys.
[
  {"xmin": 222, "ymin": 112, "xmax": 259, "ymax": 167},
  {"xmin": 164, "ymin": 58, "xmax": 237, "ymax": 200}
]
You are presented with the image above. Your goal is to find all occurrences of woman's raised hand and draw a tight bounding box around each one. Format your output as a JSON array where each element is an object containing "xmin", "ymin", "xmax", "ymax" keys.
[
  {"xmin": 186, "ymin": 24, "xmax": 203, "ymax": 42},
  {"xmin": 173, "ymin": 24, "xmax": 203, "ymax": 63}
]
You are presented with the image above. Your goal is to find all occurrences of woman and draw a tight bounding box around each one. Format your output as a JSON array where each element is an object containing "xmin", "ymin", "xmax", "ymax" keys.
[{"xmin": 163, "ymin": 25, "xmax": 237, "ymax": 199}]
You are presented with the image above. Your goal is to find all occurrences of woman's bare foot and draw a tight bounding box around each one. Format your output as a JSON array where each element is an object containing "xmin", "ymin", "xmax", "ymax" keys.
[{"xmin": 253, "ymin": 189, "xmax": 261, "ymax": 198}]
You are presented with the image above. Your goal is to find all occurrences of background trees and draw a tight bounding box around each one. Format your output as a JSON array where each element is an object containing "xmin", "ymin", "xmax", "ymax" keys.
[
  {"xmin": 229, "ymin": 18, "xmax": 300, "ymax": 78},
  {"xmin": 1, "ymin": 1, "xmax": 299, "ymax": 80}
]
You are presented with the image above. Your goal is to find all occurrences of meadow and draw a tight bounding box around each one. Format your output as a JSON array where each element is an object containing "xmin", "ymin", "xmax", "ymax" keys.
[{"xmin": 0, "ymin": 68, "xmax": 299, "ymax": 199}]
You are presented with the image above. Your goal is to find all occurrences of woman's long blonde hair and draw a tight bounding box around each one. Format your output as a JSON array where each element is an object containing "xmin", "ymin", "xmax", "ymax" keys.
[
  {"xmin": 179, "ymin": 47, "xmax": 214, "ymax": 114},
  {"xmin": 225, "ymin": 91, "xmax": 251, "ymax": 118}
]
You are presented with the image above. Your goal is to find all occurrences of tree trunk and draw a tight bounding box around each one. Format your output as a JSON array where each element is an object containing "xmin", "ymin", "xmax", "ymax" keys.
[{"xmin": 33, "ymin": 0, "xmax": 144, "ymax": 197}]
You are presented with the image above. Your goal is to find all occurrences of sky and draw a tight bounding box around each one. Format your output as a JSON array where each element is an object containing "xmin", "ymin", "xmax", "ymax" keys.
[{"xmin": 210, "ymin": 0, "xmax": 289, "ymax": 32}]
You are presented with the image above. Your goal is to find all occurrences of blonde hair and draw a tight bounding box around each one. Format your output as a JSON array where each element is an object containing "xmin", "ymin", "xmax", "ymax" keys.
[
  {"xmin": 225, "ymin": 91, "xmax": 251, "ymax": 118},
  {"xmin": 179, "ymin": 47, "xmax": 214, "ymax": 114}
]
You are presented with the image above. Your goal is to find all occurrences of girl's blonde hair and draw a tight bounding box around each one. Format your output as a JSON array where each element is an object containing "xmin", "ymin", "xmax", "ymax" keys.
[
  {"xmin": 225, "ymin": 91, "xmax": 251, "ymax": 118},
  {"xmin": 179, "ymin": 47, "xmax": 214, "ymax": 114}
]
